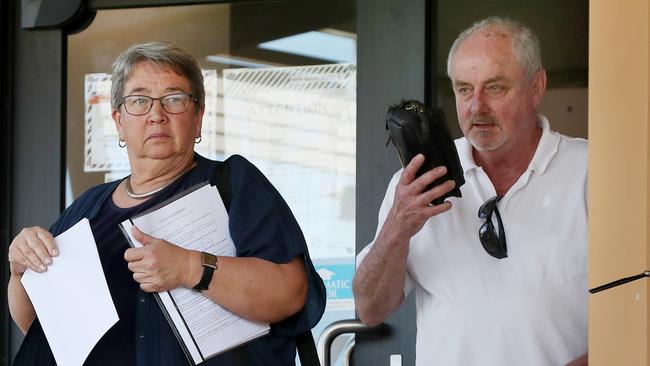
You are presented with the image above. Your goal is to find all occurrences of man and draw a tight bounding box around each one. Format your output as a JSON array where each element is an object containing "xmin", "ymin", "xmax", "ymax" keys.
[{"xmin": 353, "ymin": 17, "xmax": 588, "ymax": 366}]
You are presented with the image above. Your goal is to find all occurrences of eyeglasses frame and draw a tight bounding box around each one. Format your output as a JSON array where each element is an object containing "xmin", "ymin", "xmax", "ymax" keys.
[{"xmin": 119, "ymin": 92, "xmax": 199, "ymax": 116}]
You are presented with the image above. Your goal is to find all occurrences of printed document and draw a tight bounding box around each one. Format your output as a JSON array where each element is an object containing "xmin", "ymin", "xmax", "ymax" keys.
[
  {"xmin": 21, "ymin": 218, "xmax": 119, "ymax": 366},
  {"xmin": 120, "ymin": 183, "xmax": 269, "ymax": 365}
]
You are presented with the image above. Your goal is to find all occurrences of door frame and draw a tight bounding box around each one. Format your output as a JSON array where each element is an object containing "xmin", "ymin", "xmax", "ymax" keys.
[
  {"xmin": 355, "ymin": 0, "xmax": 435, "ymax": 364},
  {"xmin": 4, "ymin": 0, "xmax": 257, "ymax": 361}
]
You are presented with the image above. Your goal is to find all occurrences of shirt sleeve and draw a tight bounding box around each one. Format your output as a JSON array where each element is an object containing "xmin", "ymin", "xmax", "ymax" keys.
[{"xmin": 224, "ymin": 155, "xmax": 326, "ymax": 335}]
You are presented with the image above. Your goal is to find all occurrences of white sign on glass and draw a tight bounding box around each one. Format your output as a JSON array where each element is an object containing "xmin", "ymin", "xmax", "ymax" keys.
[
  {"xmin": 83, "ymin": 70, "xmax": 219, "ymax": 172},
  {"xmin": 223, "ymin": 64, "xmax": 356, "ymax": 261}
]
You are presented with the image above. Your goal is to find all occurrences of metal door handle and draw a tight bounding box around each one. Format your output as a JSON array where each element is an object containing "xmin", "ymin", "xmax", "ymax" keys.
[{"xmin": 317, "ymin": 319, "xmax": 388, "ymax": 366}]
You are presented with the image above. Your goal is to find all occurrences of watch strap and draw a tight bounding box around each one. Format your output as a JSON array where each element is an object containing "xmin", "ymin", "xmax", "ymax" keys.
[{"xmin": 193, "ymin": 252, "xmax": 217, "ymax": 291}]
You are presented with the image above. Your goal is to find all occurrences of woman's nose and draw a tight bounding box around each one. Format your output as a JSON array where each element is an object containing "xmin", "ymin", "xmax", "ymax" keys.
[{"xmin": 147, "ymin": 100, "xmax": 167, "ymax": 124}]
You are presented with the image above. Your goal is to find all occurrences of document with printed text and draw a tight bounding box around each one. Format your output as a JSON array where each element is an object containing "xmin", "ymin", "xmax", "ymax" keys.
[
  {"xmin": 21, "ymin": 218, "xmax": 119, "ymax": 366},
  {"xmin": 119, "ymin": 183, "xmax": 269, "ymax": 365}
]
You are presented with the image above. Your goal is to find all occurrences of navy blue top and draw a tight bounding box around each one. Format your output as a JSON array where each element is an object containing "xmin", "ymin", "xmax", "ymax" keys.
[{"xmin": 12, "ymin": 154, "xmax": 326, "ymax": 366}]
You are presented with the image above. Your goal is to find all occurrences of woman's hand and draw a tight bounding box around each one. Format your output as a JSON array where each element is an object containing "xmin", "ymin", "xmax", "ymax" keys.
[
  {"xmin": 8, "ymin": 226, "xmax": 59, "ymax": 277},
  {"xmin": 124, "ymin": 226, "xmax": 199, "ymax": 292},
  {"xmin": 8, "ymin": 226, "xmax": 57, "ymax": 333}
]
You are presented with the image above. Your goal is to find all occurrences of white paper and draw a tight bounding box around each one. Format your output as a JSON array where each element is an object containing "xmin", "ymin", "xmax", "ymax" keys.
[
  {"xmin": 21, "ymin": 218, "xmax": 119, "ymax": 366},
  {"xmin": 121, "ymin": 184, "xmax": 269, "ymax": 363}
]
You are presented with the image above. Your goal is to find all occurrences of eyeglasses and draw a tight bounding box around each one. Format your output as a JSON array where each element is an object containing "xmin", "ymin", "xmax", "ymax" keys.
[
  {"xmin": 120, "ymin": 93, "xmax": 198, "ymax": 116},
  {"xmin": 478, "ymin": 195, "xmax": 507, "ymax": 259}
]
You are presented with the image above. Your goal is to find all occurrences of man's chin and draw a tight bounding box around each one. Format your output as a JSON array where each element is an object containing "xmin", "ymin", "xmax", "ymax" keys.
[{"xmin": 468, "ymin": 135, "xmax": 504, "ymax": 152}]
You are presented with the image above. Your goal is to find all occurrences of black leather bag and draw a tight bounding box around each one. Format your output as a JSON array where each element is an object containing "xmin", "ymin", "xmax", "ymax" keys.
[{"xmin": 385, "ymin": 100, "xmax": 465, "ymax": 204}]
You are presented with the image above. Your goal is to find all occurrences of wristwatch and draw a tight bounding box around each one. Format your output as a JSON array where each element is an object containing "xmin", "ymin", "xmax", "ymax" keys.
[{"xmin": 193, "ymin": 252, "xmax": 218, "ymax": 291}]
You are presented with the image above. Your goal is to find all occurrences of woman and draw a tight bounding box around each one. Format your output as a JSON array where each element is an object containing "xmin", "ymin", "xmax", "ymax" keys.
[{"xmin": 8, "ymin": 41, "xmax": 325, "ymax": 365}]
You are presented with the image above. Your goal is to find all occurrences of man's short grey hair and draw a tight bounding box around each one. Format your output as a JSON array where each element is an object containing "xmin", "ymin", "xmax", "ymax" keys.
[
  {"xmin": 447, "ymin": 16, "xmax": 542, "ymax": 79},
  {"xmin": 111, "ymin": 41, "xmax": 204, "ymax": 111}
]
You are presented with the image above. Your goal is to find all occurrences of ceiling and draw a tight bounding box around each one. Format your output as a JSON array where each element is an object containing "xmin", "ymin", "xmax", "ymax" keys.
[
  {"xmin": 437, "ymin": 0, "xmax": 589, "ymax": 90},
  {"xmin": 228, "ymin": 0, "xmax": 588, "ymax": 89}
]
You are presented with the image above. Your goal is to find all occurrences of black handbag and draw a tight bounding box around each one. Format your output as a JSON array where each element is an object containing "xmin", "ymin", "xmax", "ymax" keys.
[{"xmin": 385, "ymin": 100, "xmax": 465, "ymax": 204}]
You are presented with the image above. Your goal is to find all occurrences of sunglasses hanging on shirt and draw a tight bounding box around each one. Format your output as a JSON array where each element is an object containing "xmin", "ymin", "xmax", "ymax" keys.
[{"xmin": 478, "ymin": 195, "xmax": 508, "ymax": 259}]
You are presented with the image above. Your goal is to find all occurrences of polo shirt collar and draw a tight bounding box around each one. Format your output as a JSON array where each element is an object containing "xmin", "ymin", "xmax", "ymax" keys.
[
  {"xmin": 457, "ymin": 114, "xmax": 560, "ymax": 176},
  {"xmin": 528, "ymin": 115, "xmax": 560, "ymax": 175}
]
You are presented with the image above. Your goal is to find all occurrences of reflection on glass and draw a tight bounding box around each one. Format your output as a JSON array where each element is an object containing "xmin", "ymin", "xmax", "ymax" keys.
[{"xmin": 258, "ymin": 29, "xmax": 356, "ymax": 63}]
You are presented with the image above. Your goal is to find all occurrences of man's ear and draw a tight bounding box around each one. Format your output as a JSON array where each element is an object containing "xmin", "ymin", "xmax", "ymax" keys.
[{"xmin": 531, "ymin": 69, "xmax": 547, "ymax": 108}]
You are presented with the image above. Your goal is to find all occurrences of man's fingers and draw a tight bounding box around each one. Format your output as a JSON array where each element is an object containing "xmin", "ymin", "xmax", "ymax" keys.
[
  {"xmin": 423, "ymin": 201, "xmax": 453, "ymax": 217},
  {"xmin": 418, "ymin": 180, "xmax": 456, "ymax": 206},
  {"xmin": 399, "ymin": 154, "xmax": 426, "ymax": 185},
  {"xmin": 411, "ymin": 166, "xmax": 448, "ymax": 193}
]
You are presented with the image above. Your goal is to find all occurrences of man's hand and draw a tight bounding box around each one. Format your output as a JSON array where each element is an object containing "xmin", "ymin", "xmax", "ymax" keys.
[
  {"xmin": 353, "ymin": 154, "xmax": 456, "ymax": 326},
  {"xmin": 124, "ymin": 226, "xmax": 199, "ymax": 292},
  {"xmin": 384, "ymin": 154, "xmax": 456, "ymax": 239}
]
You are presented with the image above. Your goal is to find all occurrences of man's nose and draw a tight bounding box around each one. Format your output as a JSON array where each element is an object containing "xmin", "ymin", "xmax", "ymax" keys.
[{"xmin": 470, "ymin": 90, "xmax": 488, "ymax": 114}]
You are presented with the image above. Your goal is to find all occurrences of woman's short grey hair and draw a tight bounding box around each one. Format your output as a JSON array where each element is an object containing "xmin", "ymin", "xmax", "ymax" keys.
[
  {"xmin": 111, "ymin": 41, "xmax": 204, "ymax": 111},
  {"xmin": 446, "ymin": 16, "xmax": 542, "ymax": 79}
]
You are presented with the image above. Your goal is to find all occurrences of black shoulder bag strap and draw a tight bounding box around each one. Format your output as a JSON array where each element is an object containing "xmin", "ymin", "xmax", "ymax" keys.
[
  {"xmin": 213, "ymin": 161, "xmax": 232, "ymax": 211},
  {"xmin": 296, "ymin": 330, "xmax": 321, "ymax": 366},
  {"xmin": 212, "ymin": 161, "xmax": 321, "ymax": 366}
]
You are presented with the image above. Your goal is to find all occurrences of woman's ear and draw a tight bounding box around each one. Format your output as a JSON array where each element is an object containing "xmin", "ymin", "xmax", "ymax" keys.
[
  {"xmin": 194, "ymin": 105, "xmax": 204, "ymax": 139},
  {"xmin": 112, "ymin": 109, "xmax": 123, "ymax": 132}
]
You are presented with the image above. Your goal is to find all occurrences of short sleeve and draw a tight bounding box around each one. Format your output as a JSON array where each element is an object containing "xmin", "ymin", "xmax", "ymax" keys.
[{"xmin": 224, "ymin": 155, "xmax": 326, "ymax": 335}]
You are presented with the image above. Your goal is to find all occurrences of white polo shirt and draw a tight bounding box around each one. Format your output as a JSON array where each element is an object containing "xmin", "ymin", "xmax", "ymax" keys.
[{"xmin": 357, "ymin": 116, "xmax": 587, "ymax": 366}]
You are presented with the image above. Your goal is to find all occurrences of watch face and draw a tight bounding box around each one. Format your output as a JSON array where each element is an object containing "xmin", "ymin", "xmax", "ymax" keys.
[{"xmin": 201, "ymin": 252, "xmax": 218, "ymax": 269}]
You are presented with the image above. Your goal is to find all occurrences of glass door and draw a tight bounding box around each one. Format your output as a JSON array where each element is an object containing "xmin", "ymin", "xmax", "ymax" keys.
[{"xmin": 66, "ymin": 1, "xmax": 356, "ymax": 364}]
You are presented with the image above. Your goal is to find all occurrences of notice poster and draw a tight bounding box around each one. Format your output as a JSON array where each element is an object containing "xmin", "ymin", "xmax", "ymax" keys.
[
  {"xmin": 84, "ymin": 73, "xmax": 129, "ymax": 172},
  {"xmin": 314, "ymin": 261, "xmax": 355, "ymax": 311},
  {"xmin": 223, "ymin": 64, "xmax": 356, "ymax": 261},
  {"xmin": 84, "ymin": 70, "xmax": 219, "ymax": 172}
]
